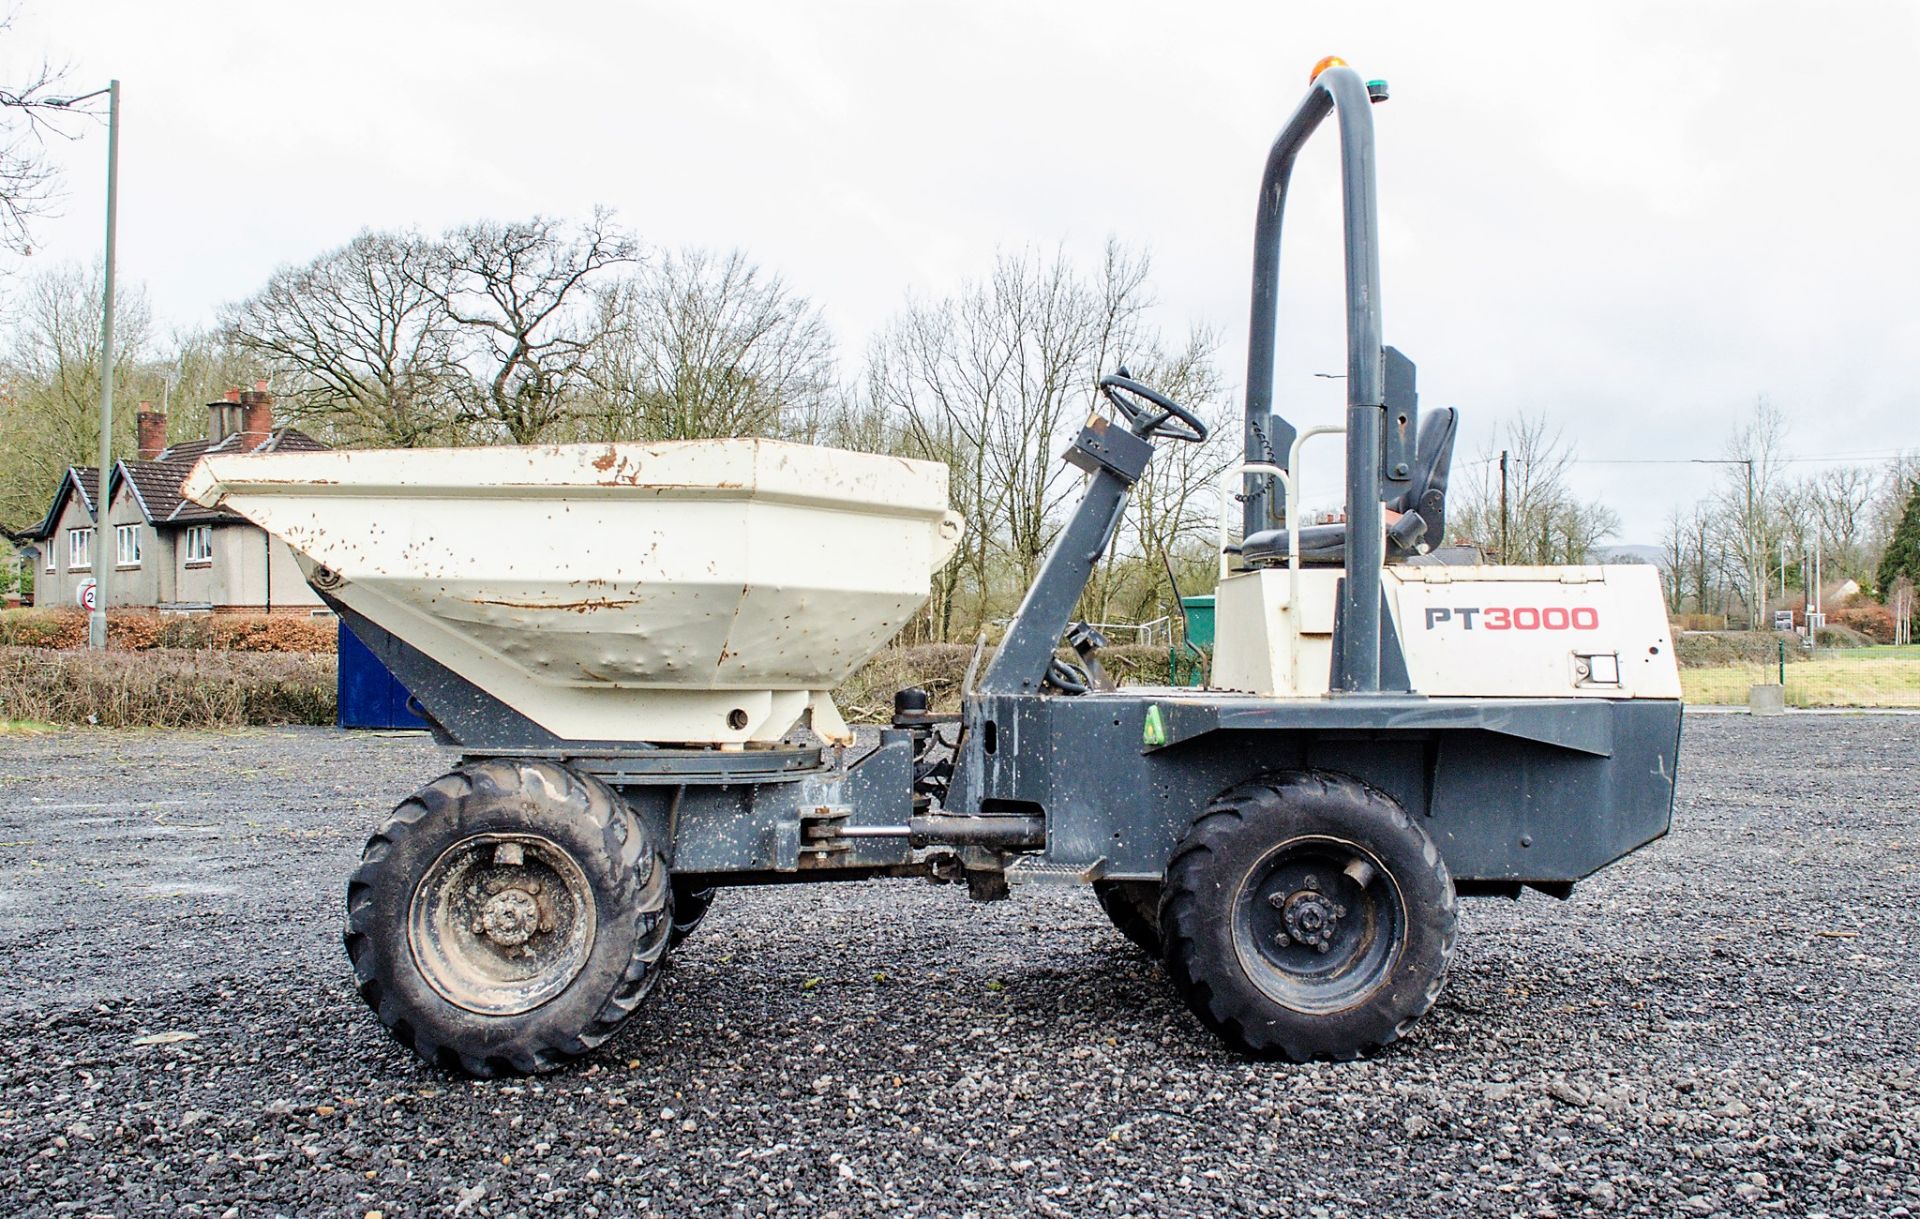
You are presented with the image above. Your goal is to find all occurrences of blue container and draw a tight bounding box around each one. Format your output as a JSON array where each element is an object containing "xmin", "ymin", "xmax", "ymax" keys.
[{"xmin": 337, "ymin": 620, "xmax": 431, "ymax": 730}]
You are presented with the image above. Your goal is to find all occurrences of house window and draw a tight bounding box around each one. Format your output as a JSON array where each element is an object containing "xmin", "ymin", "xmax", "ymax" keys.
[
  {"xmin": 45, "ymin": 545, "xmax": 55, "ymax": 573},
  {"xmin": 68, "ymin": 527, "xmax": 93, "ymax": 571},
  {"xmin": 184, "ymin": 525, "xmax": 214, "ymax": 565},
  {"xmin": 116, "ymin": 524, "xmax": 142, "ymax": 568}
]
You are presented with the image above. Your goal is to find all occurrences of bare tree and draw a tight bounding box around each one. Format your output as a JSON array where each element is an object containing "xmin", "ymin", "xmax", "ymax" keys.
[
  {"xmin": 802, "ymin": 385, "xmax": 898, "ymax": 454},
  {"xmin": 1659, "ymin": 506, "xmax": 1689, "ymax": 612},
  {"xmin": 987, "ymin": 243, "xmax": 1152, "ymax": 589},
  {"xmin": 590, "ymin": 248, "xmax": 835, "ymax": 442},
  {"xmin": 1709, "ymin": 397, "xmax": 1791, "ymax": 626},
  {"xmin": 0, "ymin": 10, "xmax": 71, "ymax": 258},
  {"xmin": 1086, "ymin": 325, "xmax": 1233, "ymax": 625},
  {"xmin": 866, "ymin": 241, "xmax": 1160, "ymax": 638},
  {"xmin": 866, "ymin": 294, "xmax": 995, "ymax": 639},
  {"xmin": 0, "ymin": 261, "xmax": 151, "ymax": 528},
  {"xmin": 1797, "ymin": 464, "xmax": 1877, "ymax": 585},
  {"xmin": 426, "ymin": 210, "xmax": 637, "ymax": 443},
  {"xmin": 223, "ymin": 230, "xmax": 461, "ymax": 447},
  {"xmin": 1658, "ymin": 502, "xmax": 1726, "ymax": 619},
  {"xmin": 861, "ymin": 241, "xmax": 1236, "ymax": 640},
  {"xmin": 1452, "ymin": 413, "xmax": 1620, "ymax": 565},
  {"xmin": 156, "ymin": 328, "xmax": 265, "ymax": 441}
]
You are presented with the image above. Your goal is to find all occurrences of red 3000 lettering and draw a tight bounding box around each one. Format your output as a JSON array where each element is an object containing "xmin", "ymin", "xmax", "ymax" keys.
[{"xmin": 1423, "ymin": 606, "xmax": 1599, "ymax": 631}]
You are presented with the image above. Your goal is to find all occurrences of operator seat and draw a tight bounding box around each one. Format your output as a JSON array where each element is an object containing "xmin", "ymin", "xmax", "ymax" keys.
[{"xmin": 1237, "ymin": 406, "xmax": 1457, "ymax": 568}]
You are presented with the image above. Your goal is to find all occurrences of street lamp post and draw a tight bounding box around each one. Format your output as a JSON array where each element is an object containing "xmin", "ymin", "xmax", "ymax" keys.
[
  {"xmin": 48, "ymin": 81, "xmax": 121, "ymax": 648},
  {"xmin": 90, "ymin": 81, "xmax": 120, "ymax": 648}
]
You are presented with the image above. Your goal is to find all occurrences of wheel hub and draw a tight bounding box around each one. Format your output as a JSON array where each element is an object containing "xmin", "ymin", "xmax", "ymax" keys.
[
  {"xmin": 1272, "ymin": 877, "xmax": 1347, "ymax": 953},
  {"xmin": 1232, "ymin": 837, "xmax": 1408, "ymax": 1016},
  {"xmin": 476, "ymin": 886, "xmax": 543, "ymax": 948},
  {"xmin": 408, "ymin": 833, "xmax": 596, "ymax": 1017}
]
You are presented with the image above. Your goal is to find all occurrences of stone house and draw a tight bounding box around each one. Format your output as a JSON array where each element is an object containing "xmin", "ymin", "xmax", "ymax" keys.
[{"xmin": 20, "ymin": 385, "xmax": 329, "ymax": 614}]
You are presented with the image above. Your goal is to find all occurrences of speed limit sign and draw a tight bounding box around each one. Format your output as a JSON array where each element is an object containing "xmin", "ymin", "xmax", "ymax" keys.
[{"xmin": 76, "ymin": 578, "xmax": 97, "ymax": 612}]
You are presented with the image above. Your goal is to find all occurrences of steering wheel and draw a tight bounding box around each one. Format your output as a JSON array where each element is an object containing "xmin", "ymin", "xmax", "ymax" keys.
[{"xmin": 1098, "ymin": 369, "xmax": 1209, "ymax": 443}]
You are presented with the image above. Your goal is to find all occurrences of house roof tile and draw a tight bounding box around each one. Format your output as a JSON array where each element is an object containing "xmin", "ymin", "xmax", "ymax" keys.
[
  {"xmin": 22, "ymin": 467, "xmax": 100, "ymax": 540},
  {"xmin": 158, "ymin": 427, "xmax": 328, "ymax": 523},
  {"xmin": 20, "ymin": 427, "xmax": 331, "ymax": 537}
]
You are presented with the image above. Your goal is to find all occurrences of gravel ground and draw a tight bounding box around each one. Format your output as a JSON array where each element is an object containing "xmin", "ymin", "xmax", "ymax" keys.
[{"xmin": 0, "ymin": 715, "xmax": 1915, "ymax": 1218}]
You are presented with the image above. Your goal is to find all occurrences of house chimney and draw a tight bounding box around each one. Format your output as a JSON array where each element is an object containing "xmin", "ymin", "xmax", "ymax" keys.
[
  {"xmin": 136, "ymin": 402, "xmax": 167, "ymax": 460},
  {"xmin": 239, "ymin": 383, "xmax": 275, "ymax": 446},
  {"xmin": 208, "ymin": 386, "xmax": 246, "ymax": 444}
]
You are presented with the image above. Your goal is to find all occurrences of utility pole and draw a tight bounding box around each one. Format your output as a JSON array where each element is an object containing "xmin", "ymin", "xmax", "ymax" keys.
[
  {"xmin": 1498, "ymin": 449, "xmax": 1509, "ymax": 563},
  {"xmin": 1745, "ymin": 459, "xmax": 1756, "ymax": 629}
]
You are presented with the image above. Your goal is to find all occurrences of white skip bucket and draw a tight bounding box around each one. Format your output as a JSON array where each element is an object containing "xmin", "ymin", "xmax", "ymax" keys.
[{"xmin": 182, "ymin": 438, "xmax": 964, "ymax": 746}]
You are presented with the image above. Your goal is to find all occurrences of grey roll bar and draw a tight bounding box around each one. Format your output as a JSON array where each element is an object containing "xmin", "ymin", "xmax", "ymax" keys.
[{"xmin": 1240, "ymin": 63, "xmax": 1389, "ymax": 694}]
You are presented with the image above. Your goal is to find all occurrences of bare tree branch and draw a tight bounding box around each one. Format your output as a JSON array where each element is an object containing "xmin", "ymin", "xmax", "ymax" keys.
[
  {"xmin": 0, "ymin": 10, "xmax": 84, "ymax": 258},
  {"xmin": 222, "ymin": 230, "xmax": 463, "ymax": 447},
  {"xmin": 422, "ymin": 209, "xmax": 637, "ymax": 443},
  {"xmin": 0, "ymin": 261, "xmax": 151, "ymax": 528},
  {"xmin": 1453, "ymin": 414, "xmax": 1621, "ymax": 566},
  {"xmin": 589, "ymin": 248, "xmax": 835, "ymax": 443}
]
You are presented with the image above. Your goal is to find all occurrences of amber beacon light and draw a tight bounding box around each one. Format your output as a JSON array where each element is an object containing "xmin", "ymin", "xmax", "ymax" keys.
[{"xmin": 1309, "ymin": 55, "xmax": 1347, "ymax": 82}]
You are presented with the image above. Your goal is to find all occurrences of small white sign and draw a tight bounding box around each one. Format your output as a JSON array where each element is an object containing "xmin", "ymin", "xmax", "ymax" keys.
[{"xmin": 76, "ymin": 578, "xmax": 97, "ymax": 612}]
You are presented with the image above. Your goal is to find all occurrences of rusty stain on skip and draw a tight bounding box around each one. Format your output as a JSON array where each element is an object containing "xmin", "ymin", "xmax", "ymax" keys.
[{"xmin": 467, "ymin": 595, "xmax": 645, "ymax": 613}]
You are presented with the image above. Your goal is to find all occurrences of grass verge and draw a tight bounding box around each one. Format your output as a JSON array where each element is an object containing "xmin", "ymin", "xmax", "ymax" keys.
[{"xmin": 1680, "ymin": 645, "xmax": 1920, "ymax": 707}]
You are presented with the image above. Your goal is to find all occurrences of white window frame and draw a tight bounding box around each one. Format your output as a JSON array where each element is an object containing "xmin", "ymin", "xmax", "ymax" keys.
[
  {"xmin": 115, "ymin": 523, "xmax": 142, "ymax": 568},
  {"xmin": 184, "ymin": 525, "xmax": 214, "ymax": 565},
  {"xmin": 68, "ymin": 527, "xmax": 93, "ymax": 571},
  {"xmin": 45, "ymin": 543, "xmax": 55, "ymax": 573}
]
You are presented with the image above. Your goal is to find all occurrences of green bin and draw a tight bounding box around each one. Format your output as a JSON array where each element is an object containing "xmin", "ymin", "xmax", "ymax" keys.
[{"xmin": 1179, "ymin": 595, "xmax": 1216, "ymax": 649}]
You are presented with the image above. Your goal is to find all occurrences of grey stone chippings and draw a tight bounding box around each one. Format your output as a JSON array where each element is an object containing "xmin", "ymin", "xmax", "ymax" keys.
[{"xmin": 0, "ymin": 716, "xmax": 1915, "ymax": 1216}]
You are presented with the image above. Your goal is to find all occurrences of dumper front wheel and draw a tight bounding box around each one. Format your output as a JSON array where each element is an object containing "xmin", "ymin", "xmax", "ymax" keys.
[
  {"xmin": 344, "ymin": 760, "xmax": 670, "ymax": 1077},
  {"xmin": 1161, "ymin": 772, "xmax": 1456, "ymax": 1061}
]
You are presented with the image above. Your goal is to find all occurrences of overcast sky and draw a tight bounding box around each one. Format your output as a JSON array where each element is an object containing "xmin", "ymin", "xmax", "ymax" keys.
[{"xmin": 7, "ymin": 0, "xmax": 1918, "ymax": 543}]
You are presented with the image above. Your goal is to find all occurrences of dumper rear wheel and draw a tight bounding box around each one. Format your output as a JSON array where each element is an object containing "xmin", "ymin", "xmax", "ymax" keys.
[
  {"xmin": 1161, "ymin": 772, "xmax": 1456, "ymax": 1062},
  {"xmin": 1093, "ymin": 880, "xmax": 1162, "ymax": 955},
  {"xmin": 344, "ymin": 760, "xmax": 670, "ymax": 1077}
]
